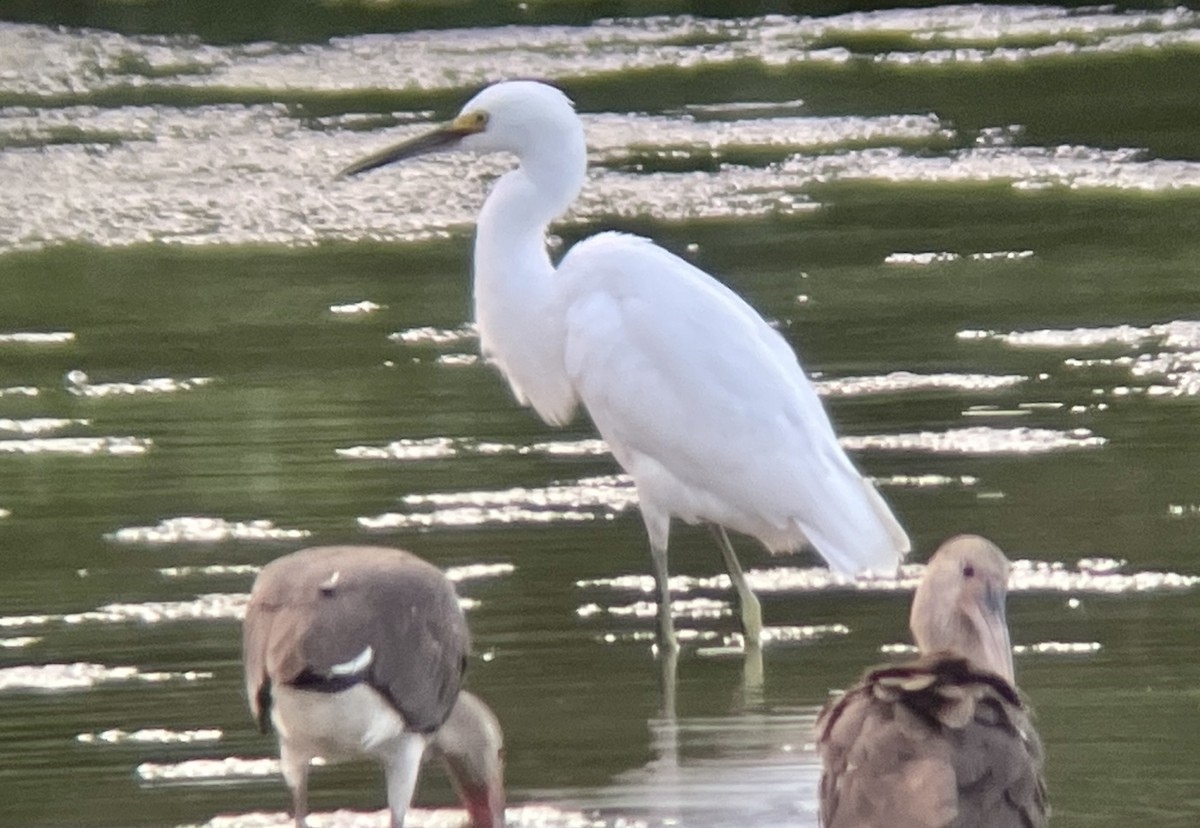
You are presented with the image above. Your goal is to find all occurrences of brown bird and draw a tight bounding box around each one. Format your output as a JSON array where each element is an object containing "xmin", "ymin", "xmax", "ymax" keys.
[
  {"xmin": 242, "ymin": 545, "xmax": 505, "ymax": 828},
  {"xmin": 816, "ymin": 534, "xmax": 1047, "ymax": 828}
]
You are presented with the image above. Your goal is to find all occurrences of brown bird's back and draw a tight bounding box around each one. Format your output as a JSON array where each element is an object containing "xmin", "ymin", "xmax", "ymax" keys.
[
  {"xmin": 816, "ymin": 653, "xmax": 1046, "ymax": 828},
  {"xmin": 243, "ymin": 545, "xmax": 470, "ymax": 736}
]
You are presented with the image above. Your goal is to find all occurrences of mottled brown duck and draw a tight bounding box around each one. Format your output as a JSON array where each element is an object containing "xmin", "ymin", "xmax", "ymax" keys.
[{"xmin": 816, "ymin": 534, "xmax": 1047, "ymax": 828}]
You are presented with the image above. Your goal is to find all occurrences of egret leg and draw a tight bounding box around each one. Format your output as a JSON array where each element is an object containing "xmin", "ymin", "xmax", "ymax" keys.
[
  {"xmin": 740, "ymin": 643, "xmax": 764, "ymax": 709},
  {"xmin": 648, "ymin": 708, "xmax": 682, "ymax": 812},
  {"xmin": 279, "ymin": 742, "xmax": 310, "ymax": 828},
  {"xmin": 383, "ymin": 732, "xmax": 428, "ymax": 828},
  {"xmin": 649, "ymin": 540, "xmax": 679, "ymax": 654},
  {"xmin": 658, "ymin": 643, "xmax": 678, "ymax": 720},
  {"xmin": 710, "ymin": 525, "xmax": 763, "ymax": 648}
]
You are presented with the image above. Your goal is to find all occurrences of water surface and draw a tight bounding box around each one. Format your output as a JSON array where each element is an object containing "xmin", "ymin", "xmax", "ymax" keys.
[{"xmin": 2, "ymin": 4, "xmax": 1200, "ymax": 827}]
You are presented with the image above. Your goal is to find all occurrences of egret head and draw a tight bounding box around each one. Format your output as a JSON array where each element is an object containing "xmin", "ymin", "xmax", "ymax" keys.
[
  {"xmin": 338, "ymin": 80, "xmax": 580, "ymax": 177},
  {"xmin": 428, "ymin": 690, "xmax": 506, "ymax": 828},
  {"xmin": 909, "ymin": 534, "xmax": 1015, "ymax": 684}
]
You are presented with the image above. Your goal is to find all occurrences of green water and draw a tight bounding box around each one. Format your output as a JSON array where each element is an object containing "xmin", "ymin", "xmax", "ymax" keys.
[{"xmin": 2, "ymin": 4, "xmax": 1200, "ymax": 827}]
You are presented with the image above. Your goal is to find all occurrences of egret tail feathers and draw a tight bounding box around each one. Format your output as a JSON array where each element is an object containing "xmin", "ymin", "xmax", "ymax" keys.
[
  {"xmin": 797, "ymin": 477, "xmax": 910, "ymax": 577},
  {"xmin": 861, "ymin": 476, "xmax": 911, "ymax": 565}
]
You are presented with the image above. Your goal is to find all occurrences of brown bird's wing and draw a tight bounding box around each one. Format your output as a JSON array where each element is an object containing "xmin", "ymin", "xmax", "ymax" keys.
[
  {"xmin": 816, "ymin": 654, "xmax": 1047, "ymax": 828},
  {"xmin": 243, "ymin": 546, "xmax": 470, "ymax": 734}
]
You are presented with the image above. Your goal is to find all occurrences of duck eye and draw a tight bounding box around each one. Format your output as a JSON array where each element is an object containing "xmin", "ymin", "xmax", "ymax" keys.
[{"xmin": 962, "ymin": 565, "xmax": 975, "ymax": 578}]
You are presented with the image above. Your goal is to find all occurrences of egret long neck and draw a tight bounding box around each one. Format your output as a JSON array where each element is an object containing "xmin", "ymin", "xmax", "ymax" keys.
[
  {"xmin": 474, "ymin": 169, "xmax": 559, "ymax": 283},
  {"xmin": 475, "ymin": 129, "xmax": 586, "ymax": 270},
  {"xmin": 472, "ymin": 134, "xmax": 586, "ymax": 426}
]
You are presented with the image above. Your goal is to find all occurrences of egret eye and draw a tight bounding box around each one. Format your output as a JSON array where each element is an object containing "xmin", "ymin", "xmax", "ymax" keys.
[
  {"xmin": 962, "ymin": 564, "xmax": 975, "ymax": 578},
  {"xmin": 472, "ymin": 111, "xmax": 488, "ymax": 128}
]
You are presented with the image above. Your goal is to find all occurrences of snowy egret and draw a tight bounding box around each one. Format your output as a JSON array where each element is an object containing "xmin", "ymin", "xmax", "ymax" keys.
[
  {"xmin": 243, "ymin": 545, "xmax": 505, "ymax": 828},
  {"xmin": 816, "ymin": 535, "xmax": 1046, "ymax": 828},
  {"xmin": 341, "ymin": 80, "xmax": 910, "ymax": 652}
]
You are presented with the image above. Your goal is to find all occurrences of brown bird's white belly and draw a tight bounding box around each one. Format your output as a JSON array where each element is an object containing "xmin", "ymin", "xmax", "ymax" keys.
[{"xmin": 271, "ymin": 683, "xmax": 417, "ymax": 762}]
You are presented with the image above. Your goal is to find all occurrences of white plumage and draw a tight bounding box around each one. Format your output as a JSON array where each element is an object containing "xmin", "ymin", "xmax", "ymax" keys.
[
  {"xmin": 341, "ymin": 81, "xmax": 911, "ymax": 651},
  {"xmin": 557, "ymin": 232, "xmax": 907, "ymax": 568}
]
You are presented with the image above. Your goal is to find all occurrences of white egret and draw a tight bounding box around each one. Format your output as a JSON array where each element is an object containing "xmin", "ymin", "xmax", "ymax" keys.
[
  {"xmin": 816, "ymin": 535, "xmax": 1047, "ymax": 827},
  {"xmin": 341, "ymin": 81, "xmax": 910, "ymax": 651}
]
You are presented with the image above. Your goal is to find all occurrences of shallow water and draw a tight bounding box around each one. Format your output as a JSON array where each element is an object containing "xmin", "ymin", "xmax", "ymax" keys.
[{"xmin": 2, "ymin": 3, "xmax": 1200, "ymax": 827}]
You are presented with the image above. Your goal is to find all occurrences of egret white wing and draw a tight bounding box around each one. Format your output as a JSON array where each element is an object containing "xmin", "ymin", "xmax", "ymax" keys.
[{"xmin": 556, "ymin": 233, "xmax": 908, "ymax": 572}]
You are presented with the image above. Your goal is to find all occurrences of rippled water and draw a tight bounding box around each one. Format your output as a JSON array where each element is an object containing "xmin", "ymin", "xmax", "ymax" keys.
[{"xmin": 2, "ymin": 3, "xmax": 1200, "ymax": 827}]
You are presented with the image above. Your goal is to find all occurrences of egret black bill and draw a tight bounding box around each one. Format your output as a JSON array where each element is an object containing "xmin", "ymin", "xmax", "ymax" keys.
[{"xmin": 338, "ymin": 111, "xmax": 488, "ymax": 178}]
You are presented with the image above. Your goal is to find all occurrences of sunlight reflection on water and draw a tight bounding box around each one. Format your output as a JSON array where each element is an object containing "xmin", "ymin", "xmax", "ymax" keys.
[{"xmin": 2, "ymin": 6, "xmax": 1199, "ymax": 828}]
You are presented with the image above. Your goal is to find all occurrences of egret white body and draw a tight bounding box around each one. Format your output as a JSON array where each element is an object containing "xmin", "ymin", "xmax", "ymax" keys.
[
  {"xmin": 341, "ymin": 81, "xmax": 910, "ymax": 650},
  {"xmin": 816, "ymin": 535, "xmax": 1047, "ymax": 828},
  {"xmin": 242, "ymin": 545, "xmax": 505, "ymax": 828}
]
